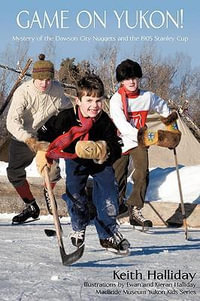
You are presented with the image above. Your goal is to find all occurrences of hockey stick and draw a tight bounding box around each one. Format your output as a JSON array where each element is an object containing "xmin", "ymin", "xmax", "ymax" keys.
[
  {"xmin": 43, "ymin": 166, "xmax": 84, "ymax": 265},
  {"xmin": 0, "ymin": 59, "xmax": 33, "ymax": 116},
  {"xmin": 44, "ymin": 227, "xmax": 63, "ymax": 237},
  {"xmin": 173, "ymin": 148, "xmax": 188, "ymax": 240},
  {"xmin": 147, "ymin": 202, "xmax": 168, "ymax": 226},
  {"xmin": 0, "ymin": 63, "xmax": 31, "ymax": 76}
]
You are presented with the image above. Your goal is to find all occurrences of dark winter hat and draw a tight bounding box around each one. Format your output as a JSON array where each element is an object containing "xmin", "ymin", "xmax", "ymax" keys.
[
  {"xmin": 116, "ymin": 59, "xmax": 142, "ymax": 82},
  {"xmin": 32, "ymin": 54, "xmax": 54, "ymax": 80}
]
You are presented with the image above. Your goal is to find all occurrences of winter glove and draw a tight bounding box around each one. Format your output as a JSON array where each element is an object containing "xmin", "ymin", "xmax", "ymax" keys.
[
  {"xmin": 138, "ymin": 126, "xmax": 181, "ymax": 149},
  {"xmin": 75, "ymin": 140, "xmax": 108, "ymax": 164},
  {"xmin": 35, "ymin": 150, "xmax": 51, "ymax": 176},
  {"xmin": 25, "ymin": 137, "xmax": 49, "ymax": 153}
]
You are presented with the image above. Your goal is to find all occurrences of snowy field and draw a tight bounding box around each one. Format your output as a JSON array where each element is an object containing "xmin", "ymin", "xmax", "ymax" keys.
[{"xmin": 0, "ymin": 215, "xmax": 200, "ymax": 301}]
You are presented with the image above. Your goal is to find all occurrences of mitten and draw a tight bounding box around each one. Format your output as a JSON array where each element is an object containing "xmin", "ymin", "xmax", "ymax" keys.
[
  {"xmin": 75, "ymin": 140, "xmax": 108, "ymax": 164},
  {"xmin": 138, "ymin": 127, "xmax": 181, "ymax": 149},
  {"xmin": 137, "ymin": 126, "xmax": 158, "ymax": 147},
  {"xmin": 25, "ymin": 137, "xmax": 49, "ymax": 153},
  {"xmin": 160, "ymin": 111, "xmax": 181, "ymax": 147},
  {"xmin": 160, "ymin": 111, "xmax": 179, "ymax": 131},
  {"xmin": 157, "ymin": 130, "xmax": 181, "ymax": 149},
  {"xmin": 35, "ymin": 150, "xmax": 51, "ymax": 176}
]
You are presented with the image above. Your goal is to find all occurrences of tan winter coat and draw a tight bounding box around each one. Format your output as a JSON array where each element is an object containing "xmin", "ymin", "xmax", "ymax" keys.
[{"xmin": 6, "ymin": 79, "xmax": 72, "ymax": 142}]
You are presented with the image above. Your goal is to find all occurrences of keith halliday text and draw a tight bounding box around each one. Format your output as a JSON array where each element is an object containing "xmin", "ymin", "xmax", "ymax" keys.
[{"xmin": 112, "ymin": 269, "xmax": 197, "ymax": 282}]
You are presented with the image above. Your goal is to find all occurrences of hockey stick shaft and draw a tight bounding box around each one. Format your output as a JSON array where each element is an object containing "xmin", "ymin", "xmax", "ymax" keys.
[
  {"xmin": 147, "ymin": 202, "xmax": 168, "ymax": 226},
  {"xmin": 0, "ymin": 62, "xmax": 77, "ymax": 92},
  {"xmin": 43, "ymin": 166, "xmax": 84, "ymax": 265},
  {"xmin": 0, "ymin": 63, "xmax": 31, "ymax": 76},
  {"xmin": 173, "ymin": 148, "xmax": 188, "ymax": 240},
  {"xmin": 0, "ymin": 59, "xmax": 33, "ymax": 116},
  {"xmin": 43, "ymin": 167, "xmax": 65, "ymax": 244}
]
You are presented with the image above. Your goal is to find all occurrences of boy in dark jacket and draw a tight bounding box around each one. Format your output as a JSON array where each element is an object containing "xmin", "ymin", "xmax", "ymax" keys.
[{"xmin": 37, "ymin": 75, "xmax": 130, "ymax": 254}]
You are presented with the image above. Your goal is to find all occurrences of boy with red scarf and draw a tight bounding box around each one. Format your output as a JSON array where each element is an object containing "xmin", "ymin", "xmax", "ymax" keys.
[
  {"xmin": 36, "ymin": 75, "xmax": 130, "ymax": 254},
  {"xmin": 110, "ymin": 59, "xmax": 181, "ymax": 229}
]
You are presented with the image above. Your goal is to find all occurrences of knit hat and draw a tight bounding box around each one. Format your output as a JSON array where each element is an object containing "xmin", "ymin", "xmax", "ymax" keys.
[{"xmin": 32, "ymin": 54, "xmax": 54, "ymax": 80}]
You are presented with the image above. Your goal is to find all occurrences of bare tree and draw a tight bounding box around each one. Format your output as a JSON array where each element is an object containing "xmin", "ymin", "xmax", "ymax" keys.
[
  {"xmin": 58, "ymin": 57, "xmax": 93, "ymax": 100},
  {"xmin": 92, "ymin": 43, "xmax": 118, "ymax": 97},
  {"xmin": 187, "ymin": 69, "xmax": 200, "ymax": 128},
  {"xmin": 0, "ymin": 41, "xmax": 30, "ymax": 96},
  {"xmin": 0, "ymin": 41, "xmax": 30, "ymax": 139},
  {"xmin": 133, "ymin": 44, "xmax": 177, "ymax": 100},
  {"xmin": 0, "ymin": 41, "xmax": 199, "ymax": 141}
]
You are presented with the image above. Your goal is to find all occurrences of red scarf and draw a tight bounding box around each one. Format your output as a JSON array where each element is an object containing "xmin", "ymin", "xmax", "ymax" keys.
[
  {"xmin": 118, "ymin": 85, "xmax": 140, "ymax": 121},
  {"xmin": 46, "ymin": 108, "xmax": 94, "ymax": 160}
]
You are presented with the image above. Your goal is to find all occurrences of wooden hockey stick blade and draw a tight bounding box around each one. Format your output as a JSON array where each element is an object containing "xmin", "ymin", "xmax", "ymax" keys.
[
  {"xmin": 44, "ymin": 229, "xmax": 56, "ymax": 236},
  {"xmin": 43, "ymin": 166, "xmax": 84, "ymax": 265},
  {"xmin": 44, "ymin": 224, "xmax": 64, "ymax": 237},
  {"xmin": 44, "ymin": 222, "xmax": 63, "ymax": 237},
  {"xmin": 60, "ymin": 242, "xmax": 85, "ymax": 266},
  {"xmin": 44, "ymin": 229, "xmax": 85, "ymax": 264}
]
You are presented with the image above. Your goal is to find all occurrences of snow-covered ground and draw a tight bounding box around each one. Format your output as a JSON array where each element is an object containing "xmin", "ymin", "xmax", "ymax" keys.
[
  {"xmin": 0, "ymin": 160, "xmax": 200, "ymax": 203},
  {"xmin": 0, "ymin": 161, "xmax": 200, "ymax": 300},
  {"xmin": 0, "ymin": 215, "xmax": 200, "ymax": 301}
]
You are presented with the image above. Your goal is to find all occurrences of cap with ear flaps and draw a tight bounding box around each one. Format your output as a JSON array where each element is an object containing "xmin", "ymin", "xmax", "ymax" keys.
[{"xmin": 32, "ymin": 54, "xmax": 54, "ymax": 80}]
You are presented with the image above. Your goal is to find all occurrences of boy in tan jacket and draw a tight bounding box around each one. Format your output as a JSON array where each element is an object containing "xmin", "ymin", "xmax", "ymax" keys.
[{"xmin": 6, "ymin": 54, "xmax": 72, "ymax": 224}]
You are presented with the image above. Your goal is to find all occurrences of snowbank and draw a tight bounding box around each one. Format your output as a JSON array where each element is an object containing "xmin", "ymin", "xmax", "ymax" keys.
[{"xmin": 0, "ymin": 161, "xmax": 200, "ymax": 204}]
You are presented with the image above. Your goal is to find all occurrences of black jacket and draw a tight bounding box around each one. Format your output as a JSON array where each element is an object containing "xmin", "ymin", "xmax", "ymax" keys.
[{"xmin": 37, "ymin": 107, "xmax": 122, "ymax": 165}]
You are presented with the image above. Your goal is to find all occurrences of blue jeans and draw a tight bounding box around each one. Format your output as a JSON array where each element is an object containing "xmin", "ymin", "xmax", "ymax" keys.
[{"xmin": 62, "ymin": 159, "xmax": 119, "ymax": 239}]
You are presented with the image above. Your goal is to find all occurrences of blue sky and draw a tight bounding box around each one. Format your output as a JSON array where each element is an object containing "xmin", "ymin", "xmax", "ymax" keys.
[{"xmin": 0, "ymin": 0, "xmax": 199, "ymax": 69}]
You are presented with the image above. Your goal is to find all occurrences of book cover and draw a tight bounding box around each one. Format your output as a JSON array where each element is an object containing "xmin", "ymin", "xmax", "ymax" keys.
[{"xmin": 0, "ymin": 1, "xmax": 199, "ymax": 300}]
